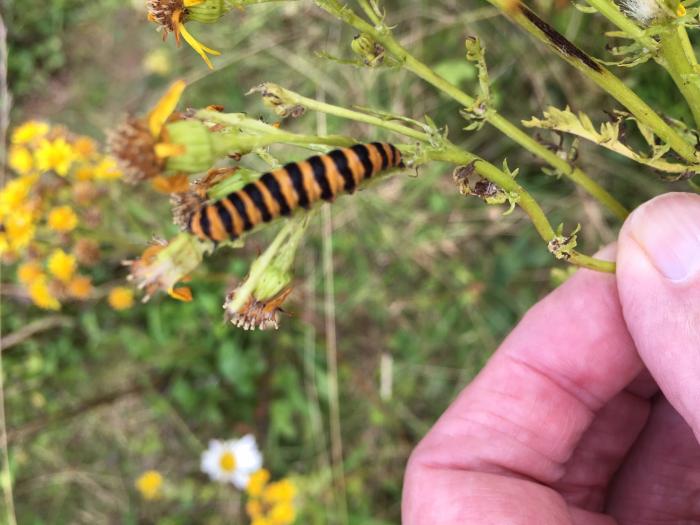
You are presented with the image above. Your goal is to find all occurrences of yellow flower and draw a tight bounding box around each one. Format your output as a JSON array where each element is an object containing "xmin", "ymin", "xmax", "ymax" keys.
[
  {"xmin": 92, "ymin": 157, "xmax": 122, "ymax": 180},
  {"xmin": 251, "ymin": 518, "xmax": 272, "ymax": 525},
  {"xmin": 47, "ymin": 249, "xmax": 77, "ymax": 283},
  {"xmin": 67, "ymin": 275, "xmax": 93, "ymax": 300},
  {"xmin": 268, "ymin": 502, "xmax": 296, "ymax": 525},
  {"xmin": 135, "ymin": 470, "xmax": 163, "ymax": 500},
  {"xmin": 9, "ymin": 146, "xmax": 34, "ymax": 175},
  {"xmin": 147, "ymin": 0, "xmax": 221, "ymax": 69},
  {"xmin": 11, "ymin": 121, "xmax": 50, "ymax": 145},
  {"xmin": 0, "ymin": 176, "xmax": 35, "ymax": 216},
  {"xmin": 263, "ymin": 479, "xmax": 297, "ymax": 505},
  {"xmin": 17, "ymin": 261, "xmax": 43, "ymax": 285},
  {"xmin": 73, "ymin": 136, "xmax": 97, "ymax": 160},
  {"xmin": 36, "ymin": 138, "xmax": 75, "ymax": 176},
  {"xmin": 246, "ymin": 499, "xmax": 264, "ymax": 520},
  {"xmin": 0, "ymin": 207, "xmax": 37, "ymax": 255},
  {"xmin": 247, "ymin": 468, "xmax": 271, "ymax": 498},
  {"xmin": 108, "ymin": 286, "xmax": 135, "ymax": 311},
  {"xmin": 74, "ymin": 165, "xmax": 95, "ymax": 181},
  {"xmin": 247, "ymin": 477, "xmax": 297, "ymax": 525},
  {"xmin": 28, "ymin": 275, "xmax": 60, "ymax": 310},
  {"xmin": 48, "ymin": 206, "xmax": 79, "ymax": 233}
]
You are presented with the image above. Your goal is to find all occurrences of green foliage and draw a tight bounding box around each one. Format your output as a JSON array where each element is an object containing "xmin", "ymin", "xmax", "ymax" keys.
[{"xmin": 2, "ymin": 0, "xmax": 682, "ymax": 523}]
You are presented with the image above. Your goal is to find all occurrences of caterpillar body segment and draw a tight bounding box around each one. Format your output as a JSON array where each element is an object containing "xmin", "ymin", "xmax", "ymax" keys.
[{"xmin": 187, "ymin": 142, "xmax": 404, "ymax": 242}]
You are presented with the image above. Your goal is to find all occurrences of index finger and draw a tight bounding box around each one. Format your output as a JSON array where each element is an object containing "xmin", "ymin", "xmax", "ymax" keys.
[{"xmin": 403, "ymin": 257, "xmax": 644, "ymax": 524}]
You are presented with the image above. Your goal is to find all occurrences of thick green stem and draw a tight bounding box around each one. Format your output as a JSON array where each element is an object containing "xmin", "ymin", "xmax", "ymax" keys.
[
  {"xmin": 659, "ymin": 25, "xmax": 700, "ymax": 128},
  {"xmin": 486, "ymin": 0, "xmax": 699, "ymax": 162},
  {"xmin": 584, "ymin": 0, "xmax": 657, "ymax": 48},
  {"xmin": 584, "ymin": 0, "xmax": 700, "ymax": 127},
  {"xmin": 432, "ymin": 145, "xmax": 616, "ymax": 272},
  {"xmin": 314, "ymin": 0, "xmax": 629, "ymax": 220}
]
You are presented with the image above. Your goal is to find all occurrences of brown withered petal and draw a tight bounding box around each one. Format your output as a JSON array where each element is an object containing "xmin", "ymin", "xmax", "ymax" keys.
[
  {"xmin": 74, "ymin": 238, "xmax": 101, "ymax": 266},
  {"xmin": 147, "ymin": 0, "xmax": 184, "ymax": 33},
  {"xmin": 108, "ymin": 117, "xmax": 164, "ymax": 184},
  {"xmin": 224, "ymin": 287, "xmax": 292, "ymax": 331}
]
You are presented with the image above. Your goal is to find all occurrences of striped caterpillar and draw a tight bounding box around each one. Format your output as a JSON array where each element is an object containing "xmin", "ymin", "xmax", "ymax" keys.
[{"xmin": 187, "ymin": 142, "xmax": 404, "ymax": 242}]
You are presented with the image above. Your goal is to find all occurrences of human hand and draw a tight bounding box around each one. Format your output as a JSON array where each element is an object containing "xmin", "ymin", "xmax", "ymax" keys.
[{"xmin": 402, "ymin": 192, "xmax": 700, "ymax": 524}]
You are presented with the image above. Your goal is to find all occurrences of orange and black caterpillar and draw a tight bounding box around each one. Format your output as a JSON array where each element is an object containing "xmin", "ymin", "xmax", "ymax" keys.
[{"xmin": 187, "ymin": 142, "xmax": 404, "ymax": 242}]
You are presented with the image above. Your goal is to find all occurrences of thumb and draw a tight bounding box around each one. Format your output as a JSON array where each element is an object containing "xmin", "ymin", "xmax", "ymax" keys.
[{"xmin": 617, "ymin": 192, "xmax": 700, "ymax": 437}]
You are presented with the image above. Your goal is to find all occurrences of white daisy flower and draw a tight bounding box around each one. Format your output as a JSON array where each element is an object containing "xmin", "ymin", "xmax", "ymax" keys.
[{"xmin": 200, "ymin": 435, "xmax": 263, "ymax": 489}]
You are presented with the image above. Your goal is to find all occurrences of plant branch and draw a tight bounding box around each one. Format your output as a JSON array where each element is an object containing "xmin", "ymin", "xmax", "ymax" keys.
[
  {"xmin": 486, "ymin": 0, "xmax": 699, "ymax": 162},
  {"xmin": 313, "ymin": 0, "xmax": 629, "ymax": 220},
  {"xmin": 260, "ymin": 84, "xmax": 615, "ymax": 272},
  {"xmin": 658, "ymin": 24, "xmax": 700, "ymax": 127}
]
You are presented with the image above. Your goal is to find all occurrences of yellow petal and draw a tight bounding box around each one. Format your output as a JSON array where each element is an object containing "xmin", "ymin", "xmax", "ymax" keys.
[
  {"xmin": 147, "ymin": 80, "xmax": 187, "ymax": 137},
  {"xmin": 178, "ymin": 22, "xmax": 220, "ymax": 70},
  {"xmin": 154, "ymin": 142, "xmax": 186, "ymax": 158},
  {"xmin": 151, "ymin": 174, "xmax": 190, "ymax": 194},
  {"xmin": 677, "ymin": 3, "xmax": 686, "ymax": 15},
  {"xmin": 168, "ymin": 286, "xmax": 193, "ymax": 302}
]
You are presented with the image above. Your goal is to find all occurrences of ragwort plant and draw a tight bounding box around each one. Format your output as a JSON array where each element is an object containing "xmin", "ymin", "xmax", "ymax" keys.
[{"xmin": 111, "ymin": 0, "xmax": 700, "ymax": 331}]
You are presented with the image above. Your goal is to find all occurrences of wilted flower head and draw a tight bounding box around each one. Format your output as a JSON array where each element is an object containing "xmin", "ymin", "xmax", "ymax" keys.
[
  {"xmin": 124, "ymin": 233, "xmax": 206, "ymax": 301},
  {"xmin": 224, "ymin": 286, "xmax": 292, "ymax": 331},
  {"xmin": 223, "ymin": 215, "xmax": 309, "ymax": 330},
  {"xmin": 201, "ymin": 435, "xmax": 263, "ymax": 489},
  {"xmin": 109, "ymin": 80, "xmax": 187, "ymax": 184},
  {"xmin": 147, "ymin": 0, "xmax": 226, "ymax": 69}
]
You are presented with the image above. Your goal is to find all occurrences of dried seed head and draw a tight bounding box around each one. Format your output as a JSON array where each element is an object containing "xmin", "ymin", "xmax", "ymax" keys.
[
  {"xmin": 147, "ymin": 0, "xmax": 185, "ymax": 34},
  {"xmin": 224, "ymin": 286, "xmax": 292, "ymax": 331},
  {"xmin": 108, "ymin": 117, "xmax": 164, "ymax": 184},
  {"xmin": 171, "ymin": 190, "xmax": 205, "ymax": 231},
  {"xmin": 123, "ymin": 233, "xmax": 206, "ymax": 302}
]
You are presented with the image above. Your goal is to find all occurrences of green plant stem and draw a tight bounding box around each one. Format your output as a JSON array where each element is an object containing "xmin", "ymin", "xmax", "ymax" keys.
[
  {"xmin": 658, "ymin": 25, "xmax": 700, "ymax": 127},
  {"xmin": 432, "ymin": 146, "xmax": 616, "ymax": 273},
  {"xmin": 584, "ymin": 0, "xmax": 700, "ymax": 127},
  {"xmin": 314, "ymin": 0, "xmax": 629, "ymax": 221},
  {"xmin": 261, "ymin": 86, "xmax": 614, "ymax": 272},
  {"xmin": 584, "ymin": 0, "xmax": 657, "ymax": 48},
  {"xmin": 485, "ymin": 0, "xmax": 699, "ymax": 162},
  {"xmin": 195, "ymin": 109, "xmax": 356, "ymax": 149},
  {"xmin": 267, "ymin": 87, "xmax": 433, "ymax": 142}
]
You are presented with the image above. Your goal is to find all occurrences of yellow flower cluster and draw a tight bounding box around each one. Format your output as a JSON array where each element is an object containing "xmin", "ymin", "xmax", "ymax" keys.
[
  {"xmin": 135, "ymin": 470, "xmax": 164, "ymax": 500},
  {"xmin": 4, "ymin": 120, "xmax": 128, "ymax": 311},
  {"xmin": 246, "ymin": 470, "xmax": 297, "ymax": 525}
]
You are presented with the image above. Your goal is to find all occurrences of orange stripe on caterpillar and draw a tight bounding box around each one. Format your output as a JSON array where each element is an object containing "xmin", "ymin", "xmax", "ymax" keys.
[{"xmin": 187, "ymin": 143, "xmax": 403, "ymax": 242}]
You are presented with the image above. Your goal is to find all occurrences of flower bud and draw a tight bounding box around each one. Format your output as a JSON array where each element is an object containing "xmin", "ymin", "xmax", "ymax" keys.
[{"xmin": 351, "ymin": 33, "xmax": 385, "ymax": 67}]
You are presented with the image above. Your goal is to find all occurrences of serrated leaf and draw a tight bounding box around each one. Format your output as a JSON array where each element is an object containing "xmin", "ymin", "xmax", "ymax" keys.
[{"xmin": 523, "ymin": 106, "xmax": 700, "ymax": 173}]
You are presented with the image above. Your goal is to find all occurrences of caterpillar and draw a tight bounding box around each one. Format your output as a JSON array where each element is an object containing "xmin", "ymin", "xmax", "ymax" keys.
[{"xmin": 187, "ymin": 142, "xmax": 404, "ymax": 242}]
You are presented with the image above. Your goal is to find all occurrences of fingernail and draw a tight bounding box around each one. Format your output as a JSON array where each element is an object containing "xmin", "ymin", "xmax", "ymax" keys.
[{"xmin": 628, "ymin": 193, "xmax": 700, "ymax": 281}]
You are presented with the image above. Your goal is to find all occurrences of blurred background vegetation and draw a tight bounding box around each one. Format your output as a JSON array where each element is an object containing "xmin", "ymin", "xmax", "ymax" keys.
[{"xmin": 1, "ymin": 0, "xmax": 689, "ymax": 523}]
